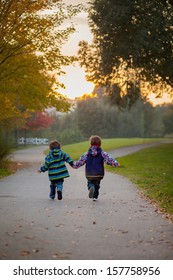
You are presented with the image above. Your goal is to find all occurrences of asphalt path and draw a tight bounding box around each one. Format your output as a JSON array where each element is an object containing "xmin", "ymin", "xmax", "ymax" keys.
[{"xmin": 0, "ymin": 143, "xmax": 173, "ymax": 260}]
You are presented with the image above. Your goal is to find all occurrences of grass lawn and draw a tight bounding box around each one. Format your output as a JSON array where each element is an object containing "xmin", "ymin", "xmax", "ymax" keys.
[
  {"xmin": 62, "ymin": 138, "xmax": 163, "ymax": 160},
  {"xmin": 106, "ymin": 143, "xmax": 173, "ymax": 215},
  {"xmin": 0, "ymin": 160, "xmax": 18, "ymax": 179}
]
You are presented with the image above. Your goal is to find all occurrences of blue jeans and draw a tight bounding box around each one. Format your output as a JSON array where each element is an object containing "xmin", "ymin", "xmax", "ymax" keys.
[
  {"xmin": 87, "ymin": 179, "xmax": 101, "ymax": 199},
  {"xmin": 49, "ymin": 181, "xmax": 63, "ymax": 199}
]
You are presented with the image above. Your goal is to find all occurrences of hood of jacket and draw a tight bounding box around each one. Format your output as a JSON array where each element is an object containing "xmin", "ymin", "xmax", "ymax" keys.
[
  {"xmin": 49, "ymin": 148, "xmax": 62, "ymax": 158},
  {"xmin": 88, "ymin": 145, "xmax": 102, "ymax": 157}
]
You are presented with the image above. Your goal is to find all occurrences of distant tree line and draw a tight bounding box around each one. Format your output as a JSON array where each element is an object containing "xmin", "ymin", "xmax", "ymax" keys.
[{"xmin": 24, "ymin": 93, "xmax": 173, "ymax": 145}]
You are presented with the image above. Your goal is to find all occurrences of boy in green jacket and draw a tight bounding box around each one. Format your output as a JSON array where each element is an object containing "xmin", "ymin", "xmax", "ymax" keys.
[{"xmin": 38, "ymin": 140, "xmax": 73, "ymax": 200}]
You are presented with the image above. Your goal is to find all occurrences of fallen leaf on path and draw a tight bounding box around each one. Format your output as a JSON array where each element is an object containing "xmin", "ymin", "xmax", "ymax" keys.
[
  {"xmin": 129, "ymin": 240, "xmax": 138, "ymax": 244},
  {"xmin": 118, "ymin": 229, "xmax": 128, "ymax": 234},
  {"xmin": 14, "ymin": 230, "xmax": 20, "ymax": 234},
  {"xmin": 24, "ymin": 236, "xmax": 34, "ymax": 240},
  {"xmin": 55, "ymin": 224, "xmax": 64, "ymax": 227},
  {"xmin": 5, "ymin": 232, "xmax": 13, "ymax": 236},
  {"xmin": 106, "ymin": 227, "xmax": 114, "ymax": 231},
  {"xmin": 37, "ymin": 239, "xmax": 53, "ymax": 244},
  {"xmin": 45, "ymin": 208, "xmax": 52, "ymax": 211},
  {"xmin": 20, "ymin": 251, "xmax": 30, "ymax": 256},
  {"xmin": 32, "ymin": 249, "xmax": 39, "ymax": 253},
  {"xmin": 52, "ymin": 253, "xmax": 59, "ymax": 258}
]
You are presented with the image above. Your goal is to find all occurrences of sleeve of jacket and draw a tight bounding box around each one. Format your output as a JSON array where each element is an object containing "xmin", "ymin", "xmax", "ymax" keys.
[
  {"xmin": 63, "ymin": 152, "xmax": 74, "ymax": 166},
  {"xmin": 40, "ymin": 156, "xmax": 49, "ymax": 172},
  {"xmin": 101, "ymin": 151, "xmax": 119, "ymax": 167},
  {"xmin": 73, "ymin": 152, "xmax": 88, "ymax": 169}
]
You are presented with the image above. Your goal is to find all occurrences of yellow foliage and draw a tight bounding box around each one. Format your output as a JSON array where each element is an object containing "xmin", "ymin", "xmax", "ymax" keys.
[
  {"xmin": 0, "ymin": 0, "xmax": 82, "ymax": 127},
  {"xmin": 79, "ymin": 93, "xmax": 97, "ymax": 100}
]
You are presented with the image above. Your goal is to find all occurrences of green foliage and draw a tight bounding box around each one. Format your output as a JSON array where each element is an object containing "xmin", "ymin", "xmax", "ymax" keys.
[
  {"xmin": 0, "ymin": 162, "xmax": 14, "ymax": 179},
  {"xmin": 36, "ymin": 95, "xmax": 172, "ymax": 143},
  {"xmin": 78, "ymin": 0, "xmax": 173, "ymax": 106},
  {"xmin": 58, "ymin": 127, "xmax": 84, "ymax": 145},
  {"xmin": 76, "ymin": 96, "xmax": 106, "ymax": 137},
  {"xmin": 162, "ymin": 105, "xmax": 173, "ymax": 134},
  {"xmin": 107, "ymin": 143, "xmax": 173, "ymax": 214},
  {"xmin": 73, "ymin": 95, "xmax": 168, "ymax": 138},
  {"xmin": 0, "ymin": 136, "xmax": 11, "ymax": 160}
]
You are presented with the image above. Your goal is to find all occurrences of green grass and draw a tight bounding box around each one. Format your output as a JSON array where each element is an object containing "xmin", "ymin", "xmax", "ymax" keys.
[
  {"xmin": 0, "ymin": 161, "xmax": 16, "ymax": 179},
  {"xmin": 62, "ymin": 138, "xmax": 163, "ymax": 160},
  {"xmin": 106, "ymin": 143, "xmax": 173, "ymax": 215}
]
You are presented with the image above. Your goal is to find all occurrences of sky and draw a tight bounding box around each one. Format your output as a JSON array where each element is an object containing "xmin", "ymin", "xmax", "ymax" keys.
[
  {"xmin": 59, "ymin": 0, "xmax": 172, "ymax": 105},
  {"xmin": 59, "ymin": 0, "xmax": 94, "ymax": 99}
]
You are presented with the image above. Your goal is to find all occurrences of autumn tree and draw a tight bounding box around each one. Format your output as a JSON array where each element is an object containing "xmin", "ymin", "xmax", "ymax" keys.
[
  {"xmin": 25, "ymin": 111, "xmax": 54, "ymax": 131},
  {"xmin": 78, "ymin": 0, "xmax": 173, "ymax": 107},
  {"xmin": 0, "ymin": 0, "xmax": 82, "ymax": 124}
]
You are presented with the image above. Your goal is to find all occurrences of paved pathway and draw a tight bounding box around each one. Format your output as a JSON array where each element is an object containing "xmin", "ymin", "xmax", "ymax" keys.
[{"xmin": 0, "ymin": 143, "xmax": 172, "ymax": 260}]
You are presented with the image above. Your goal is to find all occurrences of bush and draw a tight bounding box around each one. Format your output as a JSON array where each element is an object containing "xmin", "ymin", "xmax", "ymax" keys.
[
  {"xmin": 58, "ymin": 128, "xmax": 84, "ymax": 145},
  {"xmin": 0, "ymin": 137, "xmax": 11, "ymax": 160}
]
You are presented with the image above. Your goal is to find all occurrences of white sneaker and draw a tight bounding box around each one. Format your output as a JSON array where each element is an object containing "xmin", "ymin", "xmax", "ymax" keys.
[{"xmin": 93, "ymin": 198, "xmax": 98, "ymax": 201}]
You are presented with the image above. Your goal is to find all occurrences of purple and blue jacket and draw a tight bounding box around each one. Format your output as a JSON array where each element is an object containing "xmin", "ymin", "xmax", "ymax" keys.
[{"xmin": 73, "ymin": 145, "xmax": 119, "ymax": 180}]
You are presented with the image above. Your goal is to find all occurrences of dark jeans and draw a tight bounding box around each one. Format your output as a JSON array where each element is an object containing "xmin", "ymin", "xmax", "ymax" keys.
[
  {"xmin": 87, "ymin": 179, "xmax": 101, "ymax": 199},
  {"xmin": 49, "ymin": 179, "xmax": 64, "ymax": 199}
]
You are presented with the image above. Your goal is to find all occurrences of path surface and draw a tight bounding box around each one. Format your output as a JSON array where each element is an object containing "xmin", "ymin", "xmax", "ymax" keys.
[{"xmin": 0, "ymin": 143, "xmax": 173, "ymax": 260}]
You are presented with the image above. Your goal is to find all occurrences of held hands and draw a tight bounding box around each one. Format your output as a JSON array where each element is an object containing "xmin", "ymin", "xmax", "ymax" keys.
[{"xmin": 37, "ymin": 170, "xmax": 42, "ymax": 173}]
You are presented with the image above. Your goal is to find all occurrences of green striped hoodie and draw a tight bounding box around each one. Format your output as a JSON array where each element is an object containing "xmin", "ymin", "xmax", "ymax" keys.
[{"xmin": 40, "ymin": 148, "xmax": 73, "ymax": 181}]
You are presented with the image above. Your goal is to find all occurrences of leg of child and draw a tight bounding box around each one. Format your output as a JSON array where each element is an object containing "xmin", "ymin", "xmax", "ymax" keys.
[
  {"xmin": 56, "ymin": 180, "xmax": 63, "ymax": 200},
  {"xmin": 93, "ymin": 179, "xmax": 101, "ymax": 200},
  {"xmin": 49, "ymin": 182, "xmax": 56, "ymax": 199},
  {"xmin": 87, "ymin": 180, "xmax": 95, "ymax": 198}
]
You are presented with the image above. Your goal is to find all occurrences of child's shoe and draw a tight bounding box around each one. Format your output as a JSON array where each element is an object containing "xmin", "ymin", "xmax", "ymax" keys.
[
  {"xmin": 89, "ymin": 186, "xmax": 95, "ymax": 198},
  {"xmin": 93, "ymin": 198, "xmax": 98, "ymax": 201},
  {"xmin": 57, "ymin": 190, "xmax": 62, "ymax": 200}
]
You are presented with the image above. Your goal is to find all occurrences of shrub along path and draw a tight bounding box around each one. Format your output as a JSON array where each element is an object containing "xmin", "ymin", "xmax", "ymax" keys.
[{"xmin": 0, "ymin": 143, "xmax": 172, "ymax": 260}]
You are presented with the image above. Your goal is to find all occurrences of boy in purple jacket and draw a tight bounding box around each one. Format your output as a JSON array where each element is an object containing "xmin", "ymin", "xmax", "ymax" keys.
[{"xmin": 73, "ymin": 135, "xmax": 120, "ymax": 201}]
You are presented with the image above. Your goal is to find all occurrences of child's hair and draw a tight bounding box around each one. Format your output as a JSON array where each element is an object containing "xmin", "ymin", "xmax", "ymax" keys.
[
  {"xmin": 49, "ymin": 140, "xmax": 61, "ymax": 150},
  {"xmin": 89, "ymin": 135, "xmax": 101, "ymax": 146}
]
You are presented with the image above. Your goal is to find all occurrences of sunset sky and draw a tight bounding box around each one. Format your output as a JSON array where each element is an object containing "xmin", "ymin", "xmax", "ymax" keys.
[
  {"xmin": 59, "ymin": 0, "xmax": 172, "ymax": 105},
  {"xmin": 59, "ymin": 0, "xmax": 94, "ymax": 99}
]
